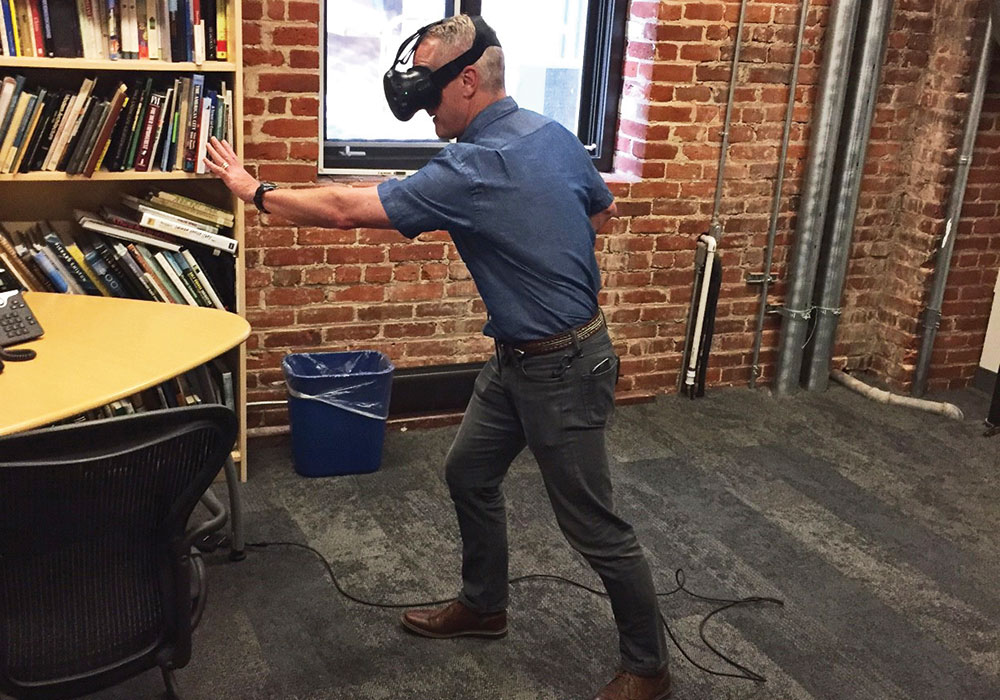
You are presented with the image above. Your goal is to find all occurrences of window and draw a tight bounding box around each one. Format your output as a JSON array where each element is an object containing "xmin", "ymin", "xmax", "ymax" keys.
[{"xmin": 320, "ymin": 0, "xmax": 628, "ymax": 173}]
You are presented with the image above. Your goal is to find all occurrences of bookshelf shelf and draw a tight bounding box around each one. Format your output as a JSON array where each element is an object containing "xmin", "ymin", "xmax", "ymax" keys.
[
  {"xmin": 0, "ymin": 171, "xmax": 222, "ymax": 182},
  {"xmin": 1, "ymin": 0, "xmax": 248, "ymax": 480},
  {"xmin": 0, "ymin": 58, "xmax": 238, "ymax": 72}
]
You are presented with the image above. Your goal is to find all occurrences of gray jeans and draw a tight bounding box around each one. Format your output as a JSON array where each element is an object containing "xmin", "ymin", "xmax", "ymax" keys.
[{"xmin": 445, "ymin": 326, "xmax": 668, "ymax": 676}]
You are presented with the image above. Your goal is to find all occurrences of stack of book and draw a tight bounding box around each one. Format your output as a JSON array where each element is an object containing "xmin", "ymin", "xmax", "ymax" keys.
[
  {"xmin": 0, "ymin": 189, "xmax": 237, "ymax": 415},
  {"xmin": 0, "ymin": 0, "xmax": 229, "ymax": 62},
  {"xmin": 0, "ymin": 189, "xmax": 236, "ymax": 307},
  {"xmin": 0, "ymin": 73, "xmax": 233, "ymax": 176}
]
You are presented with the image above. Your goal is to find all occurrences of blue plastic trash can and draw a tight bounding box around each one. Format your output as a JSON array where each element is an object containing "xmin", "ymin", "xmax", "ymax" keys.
[{"xmin": 282, "ymin": 351, "xmax": 394, "ymax": 477}]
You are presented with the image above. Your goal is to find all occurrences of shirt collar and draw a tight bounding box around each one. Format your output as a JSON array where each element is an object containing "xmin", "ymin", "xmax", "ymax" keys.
[{"xmin": 460, "ymin": 97, "xmax": 518, "ymax": 143}]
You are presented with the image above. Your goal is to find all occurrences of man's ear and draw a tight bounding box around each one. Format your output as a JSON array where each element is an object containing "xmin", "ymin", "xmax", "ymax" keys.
[{"xmin": 461, "ymin": 66, "xmax": 479, "ymax": 97}]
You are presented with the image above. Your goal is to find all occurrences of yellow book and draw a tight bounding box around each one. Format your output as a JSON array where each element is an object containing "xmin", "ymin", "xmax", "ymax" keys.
[
  {"xmin": 7, "ymin": 0, "xmax": 20, "ymax": 56},
  {"xmin": 67, "ymin": 242, "xmax": 111, "ymax": 296},
  {"xmin": 215, "ymin": 0, "xmax": 227, "ymax": 59}
]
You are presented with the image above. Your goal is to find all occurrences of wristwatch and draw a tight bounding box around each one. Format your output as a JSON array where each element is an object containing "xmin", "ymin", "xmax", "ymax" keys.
[{"xmin": 253, "ymin": 181, "xmax": 278, "ymax": 214}]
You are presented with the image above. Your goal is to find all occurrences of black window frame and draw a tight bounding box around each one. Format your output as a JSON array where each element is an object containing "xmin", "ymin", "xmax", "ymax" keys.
[{"xmin": 320, "ymin": 0, "xmax": 627, "ymax": 174}]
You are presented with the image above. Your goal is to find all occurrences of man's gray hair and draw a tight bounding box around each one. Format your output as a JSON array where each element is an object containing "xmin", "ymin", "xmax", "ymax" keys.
[{"xmin": 425, "ymin": 15, "xmax": 505, "ymax": 93}]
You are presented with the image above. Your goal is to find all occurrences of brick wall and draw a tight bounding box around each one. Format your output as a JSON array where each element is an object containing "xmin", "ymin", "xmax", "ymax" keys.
[{"xmin": 241, "ymin": 0, "xmax": 1000, "ymax": 431}]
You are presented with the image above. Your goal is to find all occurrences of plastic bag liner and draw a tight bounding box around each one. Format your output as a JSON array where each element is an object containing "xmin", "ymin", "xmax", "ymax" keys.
[
  {"xmin": 282, "ymin": 351, "xmax": 394, "ymax": 420},
  {"xmin": 282, "ymin": 351, "xmax": 394, "ymax": 477}
]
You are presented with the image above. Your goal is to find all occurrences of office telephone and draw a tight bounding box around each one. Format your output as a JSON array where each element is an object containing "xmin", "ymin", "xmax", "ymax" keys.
[{"xmin": 0, "ymin": 290, "xmax": 41, "ymax": 373}]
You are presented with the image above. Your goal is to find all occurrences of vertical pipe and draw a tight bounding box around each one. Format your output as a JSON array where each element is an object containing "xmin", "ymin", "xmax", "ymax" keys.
[
  {"xmin": 804, "ymin": 0, "xmax": 895, "ymax": 391},
  {"xmin": 912, "ymin": 16, "xmax": 994, "ymax": 397},
  {"xmin": 709, "ymin": 0, "xmax": 751, "ymax": 238},
  {"xmin": 749, "ymin": 0, "xmax": 811, "ymax": 389},
  {"xmin": 773, "ymin": 0, "xmax": 863, "ymax": 394}
]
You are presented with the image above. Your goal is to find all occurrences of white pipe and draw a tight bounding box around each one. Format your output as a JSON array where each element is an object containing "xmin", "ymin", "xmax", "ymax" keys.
[
  {"xmin": 685, "ymin": 235, "xmax": 718, "ymax": 390},
  {"xmin": 830, "ymin": 370, "xmax": 964, "ymax": 420}
]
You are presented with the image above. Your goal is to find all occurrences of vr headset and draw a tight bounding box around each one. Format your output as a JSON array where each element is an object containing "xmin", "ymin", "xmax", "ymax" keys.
[{"xmin": 383, "ymin": 15, "xmax": 501, "ymax": 122}]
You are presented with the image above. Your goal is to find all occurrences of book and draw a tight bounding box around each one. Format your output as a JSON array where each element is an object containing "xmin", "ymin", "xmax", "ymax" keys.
[
  {"xmin": 124, "ymin": 77, "xmax": 153, "ymax": 170},
  {"xmin": 0, "ymin": 92, "xmax": 32, "ymax": 173},
  {"xmin": 91, "ymin": 235, "xmax": 144, "ymax": 299},
  {"xmin": 43, "ymin": 77, "xmax": 94, "ymax": 171},
  {"xmin": 126, "ymin": 242, "xmax": 173, "ymax": 302},
  {"xmin": 76, "ymin": 209, "xmax": 182, "ymax": 251},
  {"xmin": 48, "ymin": 0, "xmax": 82, "ymax": 57},
  {"xmin": 151, "ymin": 190, "xmax": 234, "ymax": 226},
  {"xmin": 82, "ymin": 82, "xmax": 128, "ymax": 177},
  {"xmin": 133, "ymin": 91, "xmax": 164, "ymax": 171},
  {"xmin": 10, "ymin": 88, "xmax": 47, "ymax": 173},
  {"xmin": 66, "ymin": 97, "xmax": 108, "ymax": 174},
  {"xmin": 153, "ymin": 248, "xmax": 197, "ymax": 304},
  {"xmin": 182, "ymin": 73, "xmax": 203, "ymax": 171},
  {"xmin": 106, "ymin": 79, "xmax": 143, "ymax": 171},
  {"xmin": 110, "ymin": 239, "xmax": 160, "ymax": 300},
  {"xmin": 0, "ymin": 75, "xmax": 26, "ymax": 148},
  {"xmin": 180, "ymin": 247, "xmax": 223, "ymax": 308},
  {"xmin": 65, "ymin": 236, "xmax": 111, "ymax": 295},
  {"xmin": 78, "ymin": 235, "xmax": 127, "ymax": 297},
  {"xmin": 0, "ymin": 223, "xmax": 46, "ymax": 290},
  {"xmin": 41, "ymin": 224, "xmax": 101, "ymax": 295},
  {"xmin": 162, "ymin": 249, "xmax": 210, "ymax": 306},
  {"xmin": 19, "ymin": 90, "xmax": 60, "ymax": 173},
  {"xmin": 26, "ymin": 0, "xmax": 45, "ymax": 56},
  {"xmin": 1, "ymin": 91, "xmax": 37, "ymax": 173},
  {"xmin": 136, "ymin": 242, "xmax": 184, "ymax": 302},
  {"xmin": 27, "ymin": 91, "xmax": 69, "ymax": 172}
]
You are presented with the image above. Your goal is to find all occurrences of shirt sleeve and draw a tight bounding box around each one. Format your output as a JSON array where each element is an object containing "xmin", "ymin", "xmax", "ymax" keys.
[
  {"xmin": 376, "ymin": 147, "xmax": 476, "ymax": 239},
  {"xmin": 583, "ymin": 160, "xmax": 614, "ymax": 216}
]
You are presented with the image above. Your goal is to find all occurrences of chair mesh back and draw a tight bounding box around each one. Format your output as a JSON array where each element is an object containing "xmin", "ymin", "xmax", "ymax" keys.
[{"xmin": 0, "ymin": 406, "xmax": 234, "ymax": 686}]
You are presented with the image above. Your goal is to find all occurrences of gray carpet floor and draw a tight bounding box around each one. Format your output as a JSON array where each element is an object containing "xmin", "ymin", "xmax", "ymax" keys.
[{"xmin": 79, "ymin": 383, "xmax": 998, "ymax": 699}]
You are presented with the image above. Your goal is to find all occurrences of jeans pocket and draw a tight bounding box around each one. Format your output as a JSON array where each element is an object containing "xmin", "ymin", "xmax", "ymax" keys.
[{"xmin": 582, "ymin": 354, "xmax": 618, "ymax": 427}]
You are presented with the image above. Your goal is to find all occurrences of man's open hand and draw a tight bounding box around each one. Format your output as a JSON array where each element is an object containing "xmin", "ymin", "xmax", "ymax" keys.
[{"xmin": 204, "ymin": 137, "xmax": 259, "ymax": 204}]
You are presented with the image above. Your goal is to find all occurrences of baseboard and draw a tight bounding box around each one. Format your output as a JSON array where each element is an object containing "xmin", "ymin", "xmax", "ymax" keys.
[
  {"xmin": 388, "ymin": 362, "xmax": 484, "ymax": 417},
  {"xmin": 973, "ymin": 365, "xmax": 997, "ymax": 394}
]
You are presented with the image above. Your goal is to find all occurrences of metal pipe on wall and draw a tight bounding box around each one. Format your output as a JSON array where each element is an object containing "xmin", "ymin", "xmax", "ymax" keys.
[
  {"xmin": 773, "ymin": 0, "xmax": 863, "ymax": 395},
  {"xmin": 709, "ymin": 0, "xmax": 751, "ymax": 239},
  {"xmin": 804, "ymin": 0, "xmax": 895, "ymax": 391},
  {"xmin": 749, "ymin": 0, "xmax": 811, "ymax": 389},
  {"xmin": 912, "ymin": 16, "xmax": 994, "ymax": 397}
]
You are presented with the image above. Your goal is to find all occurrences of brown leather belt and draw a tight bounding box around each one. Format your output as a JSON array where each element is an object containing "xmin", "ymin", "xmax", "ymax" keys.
[{"xmin": 504, "ymin": 311, "xmax": 606, "ymax": 356}]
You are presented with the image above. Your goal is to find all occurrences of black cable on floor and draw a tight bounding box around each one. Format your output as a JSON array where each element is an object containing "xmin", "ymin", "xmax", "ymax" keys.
[{"xmin": 239, "ymin": 540, "xmax": 784, "ymax": 683}]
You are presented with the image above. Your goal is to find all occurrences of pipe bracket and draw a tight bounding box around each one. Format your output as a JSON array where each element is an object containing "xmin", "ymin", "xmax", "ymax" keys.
[
  {"xmin": 814, "ymin": 306, "xmax": 842, "ymax": 317},
  {"xmin": 772, "ymin": 305, "xmax": 812, "ymax": 320}
]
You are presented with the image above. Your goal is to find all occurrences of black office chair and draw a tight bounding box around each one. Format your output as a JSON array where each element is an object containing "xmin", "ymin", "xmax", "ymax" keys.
[{"xmin": 0, "ymin": 405, "xmax": 237, "ymax": 700}]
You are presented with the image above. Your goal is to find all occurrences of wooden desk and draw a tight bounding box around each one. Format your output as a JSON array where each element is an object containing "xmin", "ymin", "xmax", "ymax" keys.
[{"xmin": 0, "ymin": 292, "xmax": 250, "ymax": 436}]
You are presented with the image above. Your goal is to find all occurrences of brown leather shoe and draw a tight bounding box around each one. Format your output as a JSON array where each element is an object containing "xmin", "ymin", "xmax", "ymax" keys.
[
  {"xmin": 401, "ymin": 600, "xmax": 507, "ymax": 639},
  {"xmin": 594, "ymin": 669, "xmax": 672, "ymax": 700}
]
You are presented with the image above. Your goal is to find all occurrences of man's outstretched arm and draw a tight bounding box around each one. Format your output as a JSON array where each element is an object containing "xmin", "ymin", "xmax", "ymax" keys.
[
  {"xmin": 591, "ymin": 202, "xmax": 617, "ymax": 233},
  {"xmin": 204, "ymin": 137, "xmax": 394, "ymax": 230}
]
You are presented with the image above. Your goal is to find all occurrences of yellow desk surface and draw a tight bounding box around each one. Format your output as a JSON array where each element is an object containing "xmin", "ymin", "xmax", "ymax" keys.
[{"xmin": 0, "ymin": 292, "xmax": 250, "ymax": 436}]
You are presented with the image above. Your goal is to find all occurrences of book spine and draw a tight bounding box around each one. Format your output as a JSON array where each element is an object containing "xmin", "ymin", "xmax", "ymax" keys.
[
  {"xmin": 182, "ymin": 74, "xmax": 203, "ymax": 171},
  {"xmin": 139, "ymin": 211, "xmax": 236, "ymax": 254},
  {"xmin": 30, "ymin": 248, "xmax": 69, "ymax": 292},
  {"xmin": 67, "ymin": 243, "xmax": 110, "ymax": 295},
  {"xmin": 93, "ymin": 237, "xmax": 144, "ymax": 299},
  {"xmin": 26, "ymin": 0, "xmax": 45, "ymax": 55},
  {"xmin": 111, "ymin": 240, "xmax": 159, "ymax": 300},
  {"xmin": 82, "ymin": 246, "xmax": 126, "ymax": 297},
  {"xmin": 133, "ymin": 92, "xmax": 162, "ymax": 171},
  {"xmin": 127, "ymin": 242, "xmax": 173, "ymax": 301},
  {"xmin": 43, "ymin": 230, "xmax": 100, "ymax": 295},
  {"xmin": 180, "ymin": 247, "xmax": 223, "ymax": 308},
  {"xmin": 154, "ymin": 249, "xmax": 197, "ymax": 304}
]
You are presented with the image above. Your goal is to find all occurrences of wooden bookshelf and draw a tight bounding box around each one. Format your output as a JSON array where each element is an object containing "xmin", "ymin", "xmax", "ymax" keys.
[
  {"xmin": 0, "ymin": 57, "xmax": 237, "ymax": 72},
  {"xmin": 0, "ymin": 171, "xmax": 220, "ymax": 181},
  {"xmin": 0, "ymin": 1, "xmax": 248, "ymax": 480}
]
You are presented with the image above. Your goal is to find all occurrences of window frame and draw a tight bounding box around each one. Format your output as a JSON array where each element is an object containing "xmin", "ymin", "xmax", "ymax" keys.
[{"xmin": 318, "ymin": 0, "xmax": 627, "ymax": 175}]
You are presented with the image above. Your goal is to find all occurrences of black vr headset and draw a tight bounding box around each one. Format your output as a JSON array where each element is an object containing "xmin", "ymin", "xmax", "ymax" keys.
[{"xmin": 383, "ymin": 15, "xmax": 501, "ymax": 122}]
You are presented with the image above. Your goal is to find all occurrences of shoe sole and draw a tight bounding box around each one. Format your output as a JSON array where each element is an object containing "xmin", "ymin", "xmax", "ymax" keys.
[{"xmin": 400, "ymin": 618, "xmax": 508, "ymax": 639}]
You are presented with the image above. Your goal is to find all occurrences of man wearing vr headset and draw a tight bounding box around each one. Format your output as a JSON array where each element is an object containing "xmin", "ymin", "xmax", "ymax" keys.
[{"xmin": 205, "ymin": 14, "xmax": 670, "ymax": 700}]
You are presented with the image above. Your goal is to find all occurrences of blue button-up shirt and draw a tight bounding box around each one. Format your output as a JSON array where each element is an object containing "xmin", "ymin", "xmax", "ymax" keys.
[{"xmin": 377, "ymin": 97, "xmax": 613, "ymax": 342}]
